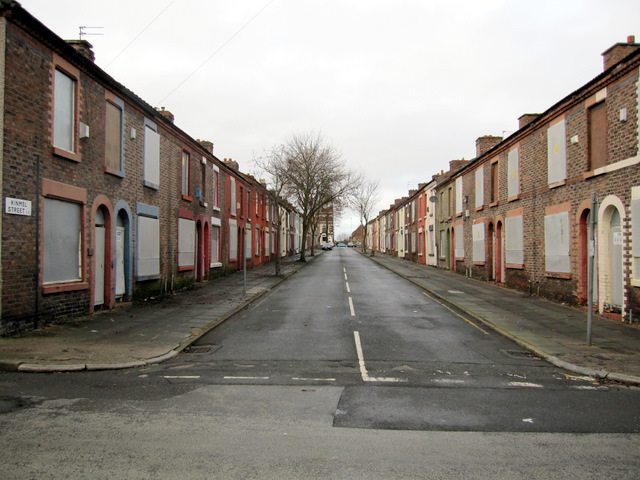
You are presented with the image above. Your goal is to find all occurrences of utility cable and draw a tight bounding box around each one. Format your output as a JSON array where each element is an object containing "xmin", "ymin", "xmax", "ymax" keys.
[
  {"xmin": 105, "ymin": 0, "xmax": 178, "ymax": 68},
  {"xmin": 156, "ymin": 0, "xmax": 277, "ymax": 105}
]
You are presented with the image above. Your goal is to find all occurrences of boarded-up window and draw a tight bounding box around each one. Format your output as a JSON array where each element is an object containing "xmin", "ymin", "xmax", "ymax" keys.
[
  {"xmin": 43, "ymin": 198, "xmax": 82, "ymax": 283},
  {"xmin": 229, "ymin": 219, "xmax": 238, "ymax": 260},
  {"xmin": 54, "ymin": 69, "xmax": 75, "ymax": 152},
  {"xmin": 588, "ymin": 102, "xmax": 607, "ymax": 171},
  {"xmin": 507, "ymin": 148, "xmax": 519, "ymax": 198},
  {"xmin": 505, "ymin": 215, "xmax": 524, "ymax": 265},
  {"xmin": 475, "ymin": 167, "xmax": 484, "ymax": 208},
  {"xmin": 245, "ymin": 227, "xmax": 252, "ymax": 259},
  {"xmin": 472, "ymin": 222, "xmax": 485, "ymax": 263},
  {"xmin": 631, "ymin": 188, "xmax": 640, "ymax": 281},
  {"xmin": 455, "ymin": 177, "xmax": 463, "ymax": 215},
  {"xmin": 181, "ymin": 151, "xmax": 190, "ymax": 196},
  {"xmin": 212, "ymin": 166, "xmax": 219, "ymax": 207},
  {"xmin": 178, "ymin": 218, "xmax": 195, "ymax": 268},
  {"xmin": 211, "ymin": 225, "xmax": 220, "ymax": 265},
  {"xmin": 144, "ymin": 120, "xmax": 160, "ymax": 188},
  {"xmin": 545, "ymin": 211, "xmax": 571, "ymax": 273},
  {"xmin": 230, "ymin": 177, "xmax": 237, "ymax": 216},
  {"xmin": 439, "ymin": 230, "xmax": 447, "ymax": 259},
  {"xmin": 547, "ymin": 120, "xmax": 567, "ymax": 185},
  {"xmin": 137, "ymin": 215, "xmax": 160, "ymax": 277},
  {"xmin": 490, "ymin": 162, "xmax": 499, "ymax": 203},
  {"xmin": 105, "ymin": 100, "xmax": 123, "ymax": 171},
  {"xmin": 454, "ymin": 225, "xmax": 464, "ymax": 258}
]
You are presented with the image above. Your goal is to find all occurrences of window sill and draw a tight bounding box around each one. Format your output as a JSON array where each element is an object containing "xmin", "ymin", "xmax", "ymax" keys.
[
  {"xmin": 473, "ymin": 261, "xmax": 486, "ymax": 266},
  {"xmin": 489, "ymin": 202, "xmax": 498, "ymax": 208},
  {"xmin": 508, "ymin": 194, "xmax": 521, "ymax": 202},
  {"xmin": 548, "ymin": 180, "xmax": 567, "ymax": 189},
  {"xmin": 182, "ymin": 195, "xmax": 193, "ymax": 202},
  {"xmin": 104, "ymin": 167, "xmax": 125, "ymax": 178},
  {"xmin": 178, "ymin": 265, "xmax": 194, "ymax": 272},
  {"xmin": 136, "ymin": 274, "xmax": 161, "ymax": 282},
  {"xmin": 475, "ymin": 206, "xmax": 484, "ymax": 212},
  {"xmin": 506, "ymin": 263, "xmax": 524, "ymax": 270},
  {"xmin": 210, "ymin": 262, "xmax": 222, "ymax": 268},
  {"xmin": 143, "ymin": 180, "xmax": 159, "ymax": 190},
  {"xmin": 52, "ymin": 146, "xmax": 81, "ymax": 163},
  {"xmin": 631, "ymin": 278, "xmax": 640, "ymax": 288},
  {"xmin": 43, "ymin": 281, "xmax": 89, "ymax": 295},
  {"xmin": 213, "ymin": 206, "xmax": 221, "ymax": 212},
  {"xmin": 544, "ymin": 272, "xmax": 572, "ymax": 280}
]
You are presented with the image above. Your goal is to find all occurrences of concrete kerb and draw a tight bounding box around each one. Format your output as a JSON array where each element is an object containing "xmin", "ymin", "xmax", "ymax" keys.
[
  {"xmin": 362, "ymin": 253, "xmax": 640, "ymax": 386},
  {"xmin": 10, "ymin": 256, "xmax": 313, "ymax": 373}
]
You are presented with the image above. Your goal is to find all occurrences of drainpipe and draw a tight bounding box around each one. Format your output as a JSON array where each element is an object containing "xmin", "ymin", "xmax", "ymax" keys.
[
  {"xmin": 587, "ymin": 192, "xmax": 598, "ymax": 346},
  {"xmin": 34, "ymin": 155, "xmax": 41, "ymax": 329}
]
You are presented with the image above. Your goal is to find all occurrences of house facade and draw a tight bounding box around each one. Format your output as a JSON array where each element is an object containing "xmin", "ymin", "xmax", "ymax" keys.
[
  {"xmin": 372, "ymin": 37, "xmax": 640, "ymax": 323},
  {"xmin": 0, "ymin": 3, "xmax": 290, "ymax": 334}
]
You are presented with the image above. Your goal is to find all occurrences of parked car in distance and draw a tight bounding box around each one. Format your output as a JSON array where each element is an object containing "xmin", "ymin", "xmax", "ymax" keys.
[
  {"xmin": 347, "ymin": 242, "xmax": 355, "ymax": 247},
  {"xmin": 337, "ymin": 243, "xmax": 347, "ymax": 247},
  {"xmin": 322, "ymin": 242, "xmax": 333, "ymax": 250}
]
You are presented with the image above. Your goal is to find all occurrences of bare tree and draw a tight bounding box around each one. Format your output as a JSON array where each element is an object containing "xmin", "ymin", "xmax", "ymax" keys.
[
  {"xmin": 351, "ymin": 177, "xmax": 381, "ymax": 255},
  {"xmin": 253, "ymin": 144, "xmax": 288, "ymax": 276},
  {"xmin": 281, "ymin": 132, "xmax": 361, "ymax": 262}
]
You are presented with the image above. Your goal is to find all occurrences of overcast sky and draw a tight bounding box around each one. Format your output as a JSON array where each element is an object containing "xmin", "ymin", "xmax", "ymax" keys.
[{"xmin": 19, "ymin": 0, "xmax": 640, "ymax": 238}]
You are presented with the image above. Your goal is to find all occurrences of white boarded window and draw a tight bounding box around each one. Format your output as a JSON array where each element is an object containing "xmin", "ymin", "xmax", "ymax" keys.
[
  {"xmin": 505, "ymin": 215, "xmax": 524, "ymax": 265},
  {"xmin": 43, "ymin": 198, "xmax": 82, "ymax": 283},
  {"xmin": 428, "ymin": 227, "xmax": 435, "ymax": 256},
  {"xmin": 212, "ymin": 166, "xmax": 219, "ymax": 208},
  {"xmin": 545, "ymin": 211, "xmax": 571, "ymax": 273},
  {"xmin": 507, "ymin": 148, "xmax": 519, "ymax": 198},
  {"xmin": 454, "ymin": 224, "xmax": 464, "ymax": 258},
  {"xmin": 265, "ymin": 228, "xmax": 270, "ymax": 256},
  {"xmin": 178, "ymin": 218, "xmax": 195, "ymax": 268},
  {"xmin": 245, "ymin": 227, "xmax": 252, "ymax": 259},
  {"xmin": 255, "ymin": 227, "xmax": 260, "ymax": 256},
  {"xmin": 181, "ymin": 152, "xmax": 190, "ymax": 196},
  {"xmin": 53, "ymin": 69, "xmax": 75, "ymax": 152},
  {"xmin": 211, "ymin": 225, "xmax": 220, "ymax": 266},
  {"xmin": 230, "ymin": 177, "xmax": 237, "ymax": 216},
  {"xmin": 229, "ymin": 219, "xmax": 237, "ymax": 260},
  {"xmin": 472, "ymin": 222, "xmax": 485, "ymax": 263},
  {"xmin": 631, "ymin": 188, "xmax": 640, "ymax": 281},
  {"xmin": 144, "ymin": 120, "xmax": 160, "ymax": 188},
  {"xmin": 137, "ymin": 215, "xmax": 160, "ymax": 277},
  {"xmin": 440, "ymin": 230, "xmax": 447, "ymax": 259},
  {"xmin": 455, "ymin": 177, "xmax": 463, "ymax": 215},
  {"xmin": 547, "ymin": 120, "xmax": 567, "ymax": 185},
  {"xmin": 475, "ymin": 167, "xmax": 484, "ymax": 208}
]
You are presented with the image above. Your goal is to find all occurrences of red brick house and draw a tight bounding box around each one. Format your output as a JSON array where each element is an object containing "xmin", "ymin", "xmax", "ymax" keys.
[{"xmin": 0, "ymin": 2, "xmax": 273, "ymax": 334}]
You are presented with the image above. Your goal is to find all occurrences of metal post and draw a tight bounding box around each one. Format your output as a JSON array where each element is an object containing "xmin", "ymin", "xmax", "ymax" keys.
[
  {"xmin": 243, "ymin": 228, "xmax": 247, "ymax": 297},
  {"xmin": 587, "ymin": 192, "xmax": 598, "ymax": 346}
]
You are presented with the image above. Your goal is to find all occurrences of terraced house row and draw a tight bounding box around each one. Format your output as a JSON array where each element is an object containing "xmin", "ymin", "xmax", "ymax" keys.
[
  {"xmin": 0, "ymin": 2, "xmax": 304, "ymax": 335},
  {"xmin": 367, "ymin": 36, "xmax": 640, "ymax": 324}
]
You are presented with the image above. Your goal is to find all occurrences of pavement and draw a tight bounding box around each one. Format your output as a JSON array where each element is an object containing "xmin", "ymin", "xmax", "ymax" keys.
[{"xmin": 0, "ymin": 248, "xmax": 639, "ymax": 386}]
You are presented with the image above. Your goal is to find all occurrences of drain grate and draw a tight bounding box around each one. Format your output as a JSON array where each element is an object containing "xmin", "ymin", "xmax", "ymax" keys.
[
  {"xmin": 187, "ymin": 345, "xmax": 220, "ymax": 354},
  {"xmin": 501, "ymin": 349, "xmax": 540, "ymax": 359}
]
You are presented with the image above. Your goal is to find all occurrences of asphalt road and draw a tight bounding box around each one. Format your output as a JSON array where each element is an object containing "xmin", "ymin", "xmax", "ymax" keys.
[{"xmin": 1, "ymin": 247, "xmax": 639, "ymax": 479}]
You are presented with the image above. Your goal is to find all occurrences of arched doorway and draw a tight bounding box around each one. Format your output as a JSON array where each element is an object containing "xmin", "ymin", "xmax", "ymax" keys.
[
  {"xmin": 609, "ymin": 208, "xmax": 623, "ymax": 310},
  {"xmin": 487, "ymin": 222, "xmax": 495, "ymax": 281},
  {"xmin": 598, "ymin": 198, "xmax": 625, "ymax": 314},
  {"xmin": 114, "ymin": 203, "xmax": 132, "ymax": 302},
  {"xmin": 94, "ymin": 207, "xmax": 106, "ymax": 307},
  {"xmin": 495, "ymin": 220, "xmax": 503, "ymax": 283},
  {"xmin": 449, "ymin": 226, "xmax": 455, "ymax": 271}
]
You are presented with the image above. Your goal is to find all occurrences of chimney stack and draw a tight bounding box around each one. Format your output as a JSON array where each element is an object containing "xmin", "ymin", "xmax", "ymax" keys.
[
  {"xmin": 602, "ymin": 35, "xmax": 639, "ymax": 71},
  {"xmin": 518, "ymin": 113, "xmax": 539, "ymax": 129},
  {"xmin": 223, "ymin": 158, "xmax": 239, "ymax": 171},
  {"xmin": 475, "ymin": 135, "xmax": 502, "ymax": 157},
  {"xmin": 66, "ymin": 40, "xmax": 95, "ymax": 61},
  {"xmin": 198, "ymin": 139, "xmax": 214, "ymax": 154},
  {"xmin": 156, "ymin": 107, "xmax": 174, "ymax": 123}
]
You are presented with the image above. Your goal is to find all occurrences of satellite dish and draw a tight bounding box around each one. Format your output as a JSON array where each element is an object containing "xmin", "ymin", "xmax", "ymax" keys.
[{"xmin": 429, "ymin": 196, "xmax": 437, "ymax": 202}]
